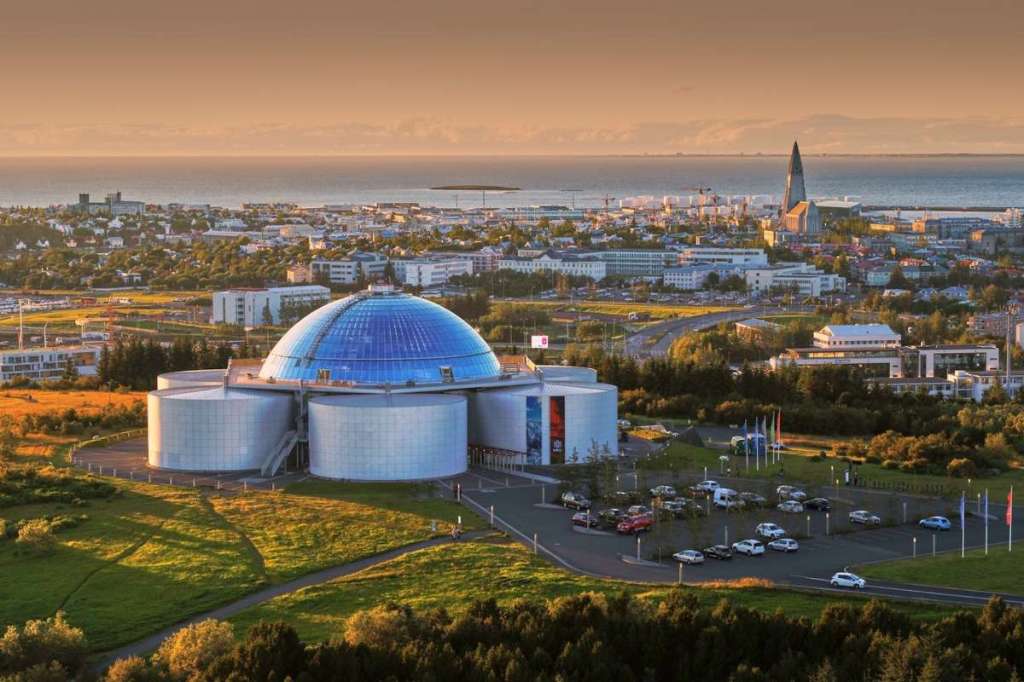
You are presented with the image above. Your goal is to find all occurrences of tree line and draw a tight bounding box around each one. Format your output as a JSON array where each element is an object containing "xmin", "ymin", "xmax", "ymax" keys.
[
  {"xmin": 4, "ymin": 592, "xmax": 996, "ymax": 681},
  {"xmin": 98, "ymin": 337, "xmax": 263, "ymax": 391}
]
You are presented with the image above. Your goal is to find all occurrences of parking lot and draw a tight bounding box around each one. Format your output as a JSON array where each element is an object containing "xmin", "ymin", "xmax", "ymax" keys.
[{"xmin": 454, "ymin": 467, "xmax": 1014, "ymax": 603}]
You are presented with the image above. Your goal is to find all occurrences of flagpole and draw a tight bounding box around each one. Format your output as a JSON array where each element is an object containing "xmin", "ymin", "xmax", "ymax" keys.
[
  {"xmin": 984, "ymin": 488, "xmax": 989, "ymax": 556},
  {"xmin": 961, "ymin": 493, "xmax": 966, "ymax": 559}
]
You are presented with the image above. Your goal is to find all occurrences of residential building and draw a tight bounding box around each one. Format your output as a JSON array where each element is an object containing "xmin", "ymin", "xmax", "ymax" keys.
[
  {"xmin": 396, "ymin": 258, "xmax": 473, "ymax": 287},
  {"xmin": 590, "ymin": 249, "xmax": 679, "ymax": 277},
  {"xmin": 0, "ymin": 346, "xmax": 101, "ymax": 382},
  {"xmin": 663, "ymin": 263, "xmax": 733, "ymax": 290},
  {"xmin": 310, "ymin": 253, "xmax": 389, "ymax": 285},
  {"xmin": 679, "ymin": 247, "xmax": 768, "ymax": 266},
  {"xmin": 498, "ymin": 251, "xmax": 607, "ymax": 280},
  {"xmin": 212, "ymin": 285, "xmax": 331, "ymax": 327}
]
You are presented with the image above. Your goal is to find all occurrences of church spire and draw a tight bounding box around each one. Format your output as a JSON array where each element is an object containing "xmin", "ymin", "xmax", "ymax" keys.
[{"xmin": 780, "ymin": 140, "xmax": 806, "ymax": 218}]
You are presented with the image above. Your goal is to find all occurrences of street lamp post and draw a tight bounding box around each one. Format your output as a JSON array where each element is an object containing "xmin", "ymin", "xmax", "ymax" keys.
[
  {"xmin": 806, "ymin": 514, "xmax": 811, "ymax": 537},
  {"xmin": 913, "ymin": 536, "xmax": 917, "ymax": 558},
  {"xmin": 826, "ymin": 512, "xmax": 830, "ymax": 536}
]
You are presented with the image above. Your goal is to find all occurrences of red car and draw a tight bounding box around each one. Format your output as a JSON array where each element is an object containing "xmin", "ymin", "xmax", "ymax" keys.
[{"xmin": 616, "ymin": 514, "xmax": 653, "ymax": 534}]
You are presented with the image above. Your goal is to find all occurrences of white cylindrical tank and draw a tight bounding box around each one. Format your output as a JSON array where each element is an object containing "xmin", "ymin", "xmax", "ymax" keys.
[
  {"xmin": 537, "ymin": 365, "xmax": 598, "ymax": 384},
  {"xmin": 148, "ymin": 386, "xmax": 293, "ymax": 472},
  {"xmin": 156, "ymin": 369, "xmax": 226, "ymax": 390},
  {"xmin": 308, "ymin": 393, "xmax": 467, "ymax": 481},
  {"xmin": 468, "ymin": 382, "xmax": 618, "ymax": 465}
]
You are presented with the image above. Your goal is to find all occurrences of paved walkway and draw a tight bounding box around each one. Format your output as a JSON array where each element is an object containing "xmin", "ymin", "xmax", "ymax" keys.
[{"xmin": 93, "ymin": 531, "xmax": 487, "ymax": 671}]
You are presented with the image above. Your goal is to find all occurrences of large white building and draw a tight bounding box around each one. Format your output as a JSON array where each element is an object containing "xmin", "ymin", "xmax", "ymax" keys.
[
  {"xmin": 211, "ymin": 285, "xmax": 331, "ymax": 327},
  {"xmin": 743, "ymin": 264, "xmax": 846, "ymax": 297},
  {"xmin": 149, "ymin": 285, "xmax": 618, "ymax": 480},
  {"xmin": 772, "ymin": 324, "xmax": 1000, "ymax": 380},
  {"xmin": 0, "ymin": 346, "xmax": 101, "ymax": 383},
  {"xmin": 394, "ymin": 257, "xmax": 473, "ymax": 287},
  {"xmin": 310, "ymin": 253, "xmax": 389, "ymax": 285},
  {"xmin": 498, "ymin": 252, "xmax": 608, "ymax": 280},
  {"xmin": 678, "ymin": 247, "xmax": 768, "ymax": 266},
  {"xmin": 663, "ymin": 264, "xmax": 743, "ymax": 290}
]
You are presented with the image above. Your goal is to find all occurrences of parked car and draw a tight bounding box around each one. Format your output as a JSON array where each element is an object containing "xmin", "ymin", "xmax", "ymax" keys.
[
  {"xmin": 672, "ymin": 549, "xmax": 705, "ymax": 565},
  {"xmin": 597, "ymin": 508, "xmax": 626, "ymax": 529},
  {"xmin": 788, "ymin": 489, "xmax": 808, "ymax": 502},
  {"xmin": 830, "ymin": 572, "xmax": 866, "ymax": 589},
  {"xmin": 650, "ymin": 485, "xmax": 677, "ymax": 499},
  {"xmin": 675, "ymin": 497, "xmax": 707, "ymax": 517},
  {"xmin": 626, "ymin": 505, "xmax": 652, "ymax": 517},
  {"xmin": 767, "ymin": 538, "xmax": 800, "ymax": 553},
  {"xmin": 571, "ymin": 511, "xmax": 593, "ymax": 527},
  {"xmin": 849, "ymin": 510, "xmax": 881, "ymax": 525},
  {"xmin": 804, "ymin": 497, "xmax": 832, "ymax": 511},
  {"xmin": 561, "ymin": 492, "xmax": 591, "ymax": 510},
  {"xmin": 696, "ymin": 480, "xmax": 720, "ymax": 493},
  {"xmin": 732, "ymin": 539, "xmax": 766, "ymax": 556},
  {"xmin": 755, "ymin": 522, "xmax": 786, "ymax": 540},
  {"xmin": 617, "ymin": 515, "xmax": 654, "ymax": 534},
  {"xmin": 686, "ymin": 485, "xmax": 710, "ymax": 499},
  {"xmin": 777, "ymin": 500, "xmax": 804, "ymax": 513},
  {"xmin": 776, "ymin": 485, "xmax": 797, "ymax": 499},
  {"xmin": 606, "ymin": 490, "xmax": 643, "ymax": 506},
  {"xmin": 713, "ymin": 488, "xmax": 744, "ymax": 510},
  {"xmin": 739, "ymin": 492, "xmax": 768, "ymax": 508},
  {"xmin": 703, "ymin": 544, "xmax": 733, "ymax": 560},
  {"xmin": 919, "ymin": 516, "xmax": 951, "ymax": 531}
]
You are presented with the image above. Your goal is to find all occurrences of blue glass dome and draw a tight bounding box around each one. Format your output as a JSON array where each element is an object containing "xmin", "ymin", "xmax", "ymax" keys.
[{"xmin": 258, "ymin": 287, "xmax": 501, "ymax": 384}]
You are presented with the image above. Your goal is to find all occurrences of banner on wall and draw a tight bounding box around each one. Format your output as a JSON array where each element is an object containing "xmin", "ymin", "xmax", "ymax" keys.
[
  {"xmin": 550, "ymin": 396, "xmax": 565, "ymax": 465},
  {"xmin": 525, "ymin": 396, "xmax": 542, "ymax": 465},
  {"xmin": 530, "ymin": 335, "xmax": 549, "ymax": 349}
]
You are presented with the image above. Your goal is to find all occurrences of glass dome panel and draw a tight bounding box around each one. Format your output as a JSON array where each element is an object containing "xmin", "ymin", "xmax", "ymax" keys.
[{"xmin": 258, "ymin": 290, "xmax": 501, "ymax": 384}]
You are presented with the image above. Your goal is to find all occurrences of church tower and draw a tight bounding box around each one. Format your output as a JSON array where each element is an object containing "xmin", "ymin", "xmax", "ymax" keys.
[{"xmin": 780, "ymin": 140, "xmax": 806, "ymax": 218}]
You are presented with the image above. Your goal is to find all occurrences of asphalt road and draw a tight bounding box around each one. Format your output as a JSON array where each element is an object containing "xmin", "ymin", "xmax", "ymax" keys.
[
  {"xmin": 456, "ymin": 468, "xmax": 1021, "ymax": 607},
  {"xmin": 625, "ymin": 305, "xmax": 815, "ymax": 358}
]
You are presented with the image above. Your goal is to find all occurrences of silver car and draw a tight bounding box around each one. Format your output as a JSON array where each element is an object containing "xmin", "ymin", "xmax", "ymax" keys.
[{"xmin": 767, "ymin": 538, "xmax": 800, "ymax": 553}]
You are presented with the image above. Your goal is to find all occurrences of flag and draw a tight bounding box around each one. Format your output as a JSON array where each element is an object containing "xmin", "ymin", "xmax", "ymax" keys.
[
  {"xmin": 959, "ymin": 492, "xmax": 966, "ymax": 528},
  {"xmin": 1009, "ymin": 487, "xmax": 1014, "ymax": 527}
]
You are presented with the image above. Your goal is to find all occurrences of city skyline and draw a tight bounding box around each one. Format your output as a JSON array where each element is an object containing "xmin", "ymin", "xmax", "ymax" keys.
[{"xmin": 2, "ymin": 0, "xmax": 1023, "ymax": 155}]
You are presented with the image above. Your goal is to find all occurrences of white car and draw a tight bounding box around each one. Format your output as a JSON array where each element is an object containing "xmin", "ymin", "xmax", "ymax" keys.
[
  {"xmin": 696, "ymin": 480, "xmax": 720, "ymax": 493},
  {"xmin": 650, "ymin": 485, "xmax": 677, "ymax": 499},
  {"xmin": 755, "ymin": 522, "xmax": 786, "ymax": 540},
  {"xmin": 830, "ymin": 572, "xmax": 866, "ymax": 589},
  {"xmin": 672, "ymin": 549, "xmax": 705, "ymax": 565},
  {"xmin": 849, "ymin": 510, "xmax": 881, "ymax": 525},
  {"xmin": 767, "ymin": 538, "xmax": 800, "ymax": 553},
  {"xmin": 777, "ymin": 500, "xmax": 804, "ymax": 513},
  {"xmin": 919, "ymin": 516, "xmax": 951, "ymax": 531},
  {"xmin": 731, "ymin": 539, "xmax": 766, "ymax": 556},
  {"xmin": 788, "ymin": 490, "xmax": 808, "ymax": 502}
]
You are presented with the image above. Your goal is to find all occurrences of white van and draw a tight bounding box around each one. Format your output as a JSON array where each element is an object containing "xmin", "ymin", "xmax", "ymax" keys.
[{"xmin": 713, "ymin": 487, "xmax": 743, "ymax": 510}]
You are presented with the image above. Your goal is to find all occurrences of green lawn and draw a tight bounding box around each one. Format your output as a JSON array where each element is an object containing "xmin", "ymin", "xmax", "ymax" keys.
[
  {"xmin": 229, "ymin": 536, "xmax": 955, "ymax": 643},
  {"xmin": 0, "ymin": 477, "xmax": 468, "ymax": 651},
  {"xmin": 859, "ymin": 548, "xmax": 1024, "ymax": 594}
]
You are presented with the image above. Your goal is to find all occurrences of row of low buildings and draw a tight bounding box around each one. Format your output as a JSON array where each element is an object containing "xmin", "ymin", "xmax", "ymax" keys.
[{"xmin": 766, "ymin": 322, "xmax": 1018, "ymax": 402}]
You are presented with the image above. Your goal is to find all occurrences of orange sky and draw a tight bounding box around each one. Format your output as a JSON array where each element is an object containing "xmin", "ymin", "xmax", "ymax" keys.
[{"xmin": 2, "ymin": 0, "xmax": 1022, "ymax": 155}]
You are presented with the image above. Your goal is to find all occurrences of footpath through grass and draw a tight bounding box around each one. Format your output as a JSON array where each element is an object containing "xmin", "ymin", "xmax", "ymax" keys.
[
  {"xmin": 229, "ymin": 536, "xmax": 955, "ymax": 643},
  {"xmin": 859, "ymin": 547, "xmax": 1024, "ymax": 594},
  {"xmin": 0, "ymin": 476, "xmax": 468, "ymax": 651}
]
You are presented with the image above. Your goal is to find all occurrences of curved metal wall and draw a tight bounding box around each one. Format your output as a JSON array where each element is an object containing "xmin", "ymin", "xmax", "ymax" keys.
[
  {"xmin": 156, "ymin": 369, "xmax": 226, "ymax": 390},
  {"xmin": 147, "ymin": 387, "xmax": 293, "ymax": 471},
  {"xmin": 308, "ymin": 394, "xmax": 467, "ymax": 480}
]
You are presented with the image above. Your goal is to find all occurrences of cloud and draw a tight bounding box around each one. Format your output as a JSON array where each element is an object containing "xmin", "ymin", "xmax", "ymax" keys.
[{"xmin": 1, "ymin": 115, "xmax": 1023, "ymax": 155}]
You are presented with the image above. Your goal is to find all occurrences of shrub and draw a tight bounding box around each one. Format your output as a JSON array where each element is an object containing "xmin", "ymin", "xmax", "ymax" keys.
[
  {"xmin": 153, "ymin": 620, "xmax": 234, "ymax": 681},
  {"xmin": 947, "ymin": 458, "xmax": 977, "ymax": 479},
  {"xmin": 103, "ymin": 656, "xmax": 164, "ymax": 682},
  {"xmin": 15, "ymin": 520, "xmax": 55, "ymax": 555},
  {"xmin": 0, "ymin": 612, "xmax": 87, "ymax": 677}
]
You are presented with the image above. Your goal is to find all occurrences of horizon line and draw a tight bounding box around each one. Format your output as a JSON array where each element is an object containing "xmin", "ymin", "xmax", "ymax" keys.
[{"xmin": 2, "ymin": 152, "xmax": 1024, "ymax": 159}]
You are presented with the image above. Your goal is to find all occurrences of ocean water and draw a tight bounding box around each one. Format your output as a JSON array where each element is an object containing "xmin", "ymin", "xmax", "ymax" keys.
[{"xmin": 0, "ymin": 155, "xmax": 1021, "ymax": 210}]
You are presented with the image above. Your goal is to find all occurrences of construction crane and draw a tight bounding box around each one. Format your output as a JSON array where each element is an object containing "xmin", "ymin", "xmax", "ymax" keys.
[
  {"xmin": 601, "ymin": 194, "xmax": 616, "ymax": 213},
  {"xmin": 686, "ymin": 186, "xmax": 718, "ymax": 208},
  {"xmin": 560, "ymin": 189, "xmax": 582, "ymax": 210}
]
